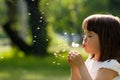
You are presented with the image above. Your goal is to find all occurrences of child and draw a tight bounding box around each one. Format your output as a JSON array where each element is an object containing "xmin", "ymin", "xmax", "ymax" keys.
[{"xmin": 68, "ymin": 14, "xmax": 120, "ymax": 80}]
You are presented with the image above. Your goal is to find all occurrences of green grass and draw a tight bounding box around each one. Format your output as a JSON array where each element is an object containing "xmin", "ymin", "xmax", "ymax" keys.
[
  {"xmin": 0, "ymin": 55, "xmax": 71, "ymax": 80},
  {"xmin": 0, "ymin": 45, "xmax": 88, "ymax": 80}
]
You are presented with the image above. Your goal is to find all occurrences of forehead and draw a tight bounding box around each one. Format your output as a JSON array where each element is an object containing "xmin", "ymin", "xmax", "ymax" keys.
[
  {"xmin": 84, "ymin": 29, "xmax": 92, "ymax": 33},
  {"xmin": 83, "ymin": 29, "xmax": 97, "ymax": 35}
]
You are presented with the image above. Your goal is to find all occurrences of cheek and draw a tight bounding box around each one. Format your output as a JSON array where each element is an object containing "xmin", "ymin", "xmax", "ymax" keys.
[
  {"xmin": 85, "ymin": 41, "xmax": 98, "ymax": 50},
  {"xmin": 91, "ymin": 41, "xmax": 100, "ymax": 52}
]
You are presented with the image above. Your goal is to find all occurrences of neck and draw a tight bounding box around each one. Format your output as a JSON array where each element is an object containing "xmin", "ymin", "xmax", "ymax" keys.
[{"xmin": 91, "ymin": 53, "xmax": 100, "ymax": 61}]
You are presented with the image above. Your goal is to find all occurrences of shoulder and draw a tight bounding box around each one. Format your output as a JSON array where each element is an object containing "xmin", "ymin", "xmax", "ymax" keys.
[
  {"xmin": 95, "ymin": 67, "xmax": 118, "ymax": 80},
  {"xmin": 99, "ymin": 59, "xmax": 120, "ymax": 75},
  {"xmin": 95, "ymin": 59, "xmax": 120, "ymax": 80}
]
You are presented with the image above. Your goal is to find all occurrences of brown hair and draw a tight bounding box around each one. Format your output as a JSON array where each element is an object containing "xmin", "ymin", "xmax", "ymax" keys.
[{"xmin": 82, "ymin": 14, "xmax": 120, "ymax": 62}]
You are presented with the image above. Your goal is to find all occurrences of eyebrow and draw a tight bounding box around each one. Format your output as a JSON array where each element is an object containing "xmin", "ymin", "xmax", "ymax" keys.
[
  {"xmin": 84, "ymin": 30, "xmax": 96, "ymax": 35},
  {"xmin": 84, "ymin": 30, "xmax": 91, "ymax": 34}
]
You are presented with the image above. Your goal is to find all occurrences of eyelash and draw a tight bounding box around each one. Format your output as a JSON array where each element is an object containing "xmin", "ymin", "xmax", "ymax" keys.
[
  {"xmin": 88, "ymin": 35, "xmax": 92, "ymax": 37},
  {"xmin": 84, "ymin": 35, "xmax": 92, "ymax": 38}
]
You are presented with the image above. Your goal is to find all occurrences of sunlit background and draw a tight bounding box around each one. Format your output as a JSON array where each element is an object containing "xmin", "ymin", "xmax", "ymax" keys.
[{"xmin": 0, "ymin": 0, "xmax": 120, "ymax": 80}]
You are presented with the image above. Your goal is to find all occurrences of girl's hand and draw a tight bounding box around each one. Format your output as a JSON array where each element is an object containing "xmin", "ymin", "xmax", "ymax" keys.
[
  {"xmin": 68, "ymin": 51, "xmax": 78, "ymax": 69},
  {"xmin": 68, "ymin": 51, "xmax": 84, "ymax": 68}
]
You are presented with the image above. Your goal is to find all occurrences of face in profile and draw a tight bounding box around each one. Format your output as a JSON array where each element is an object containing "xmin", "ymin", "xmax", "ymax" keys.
[{"xmin": 82, "ymin": 29, "xmax": 100, "ymax": 58}]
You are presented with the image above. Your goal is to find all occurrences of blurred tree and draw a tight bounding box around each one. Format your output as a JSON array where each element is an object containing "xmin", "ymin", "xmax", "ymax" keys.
[
  {"xmin": 41, "ymin": 0, "xmax": 84, "ymax": 44},
  {"xmin": 2, "ymin": 0, "xmax": 120, "ymax": 56},
  {"xmin": 25, "ymin": 0, "xmax": 48, "ymax": 56},
  {"xmin": 109, "ymin": 0, "xmax": 120, "ymax": 16},
  {"xmin": 0, "ymin": 0, "xmax": 8, "ymax": 25},
  {"xmin": 40, "ymin": 0, "xmax": 109, "ymax": 44},
  {"xmin": 3, "ymin": 0, "xmax": 48, "ymax": 56},
  {"xmin": 41, "ymin": 0, "xmax": 82, "ymax": 34}
]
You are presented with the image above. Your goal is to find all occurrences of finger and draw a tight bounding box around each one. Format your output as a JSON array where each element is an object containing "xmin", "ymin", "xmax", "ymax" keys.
[{"xmin": 69, "ymin": 51, "xmax": 74, "ymax": 54}]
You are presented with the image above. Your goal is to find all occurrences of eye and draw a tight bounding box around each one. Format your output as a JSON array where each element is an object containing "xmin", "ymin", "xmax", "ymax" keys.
[
  {"xmin": 84, "ymin": 34, "xmax": 92, "ymax": 38},
  {"xmin": 88, "ymin": 35, "xmax": 92, "ymax": 37}
]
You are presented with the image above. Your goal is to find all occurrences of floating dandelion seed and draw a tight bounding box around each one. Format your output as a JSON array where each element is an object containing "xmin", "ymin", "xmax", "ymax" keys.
[
  {"xmin": 46, "ymin": 3, "xmax": 49, "ymax": 6},
  {"xmin": 55, "ymin": 55, "xmax": 58, "ymax": 58},
  {"xmin": 56, "ymin": 51, "xmax": 59, "ymax": 53},
  {"xmin": 58, "ymin": 54, "xmax": 61, "ymax": 57},
  {"xmin": 53, "ymin": 53, "xmax": 56, "ymax": 55},
  {"xmin": 64, "ymin": 32, "xmax": 67, "ymax": 35},
  {"xmin": 40, "ymin": 20, "xmax": 42, "ymax": 22},
  {"xmin": 53, "ymin": 53, "xmax": 58, "ymax": 58},
  {"xmin": 42, "ymin": 12, "xmax": 45, "ymax": 14},
  {"xmin": 72, "ymin": 42, "xmax": 79, "ymax": 48},
  {"xmin": 40, "ymin": 17, "xmax": 43, "ymax": 19},
  {"xmin": 34, "ymin": 35, "xmax": 37, "ymax": 38},
  {"xmin": 28, "ymin": 13, "xmax": 31, "ymax": 15},
  {"xmin": 32, "ymin": 0, "xmax": 35, "ymax": 1},
  {"xmin": 33, "ymin": 40, "xmax": 36, "ymax": 43},
  {"xmin": 52, "ymin": 61, "xmax": 56, "ymax": 64},
  {"xmin": 46, "ymin": 39, "xmax": 48, "ymax": 41},
  {"xmin": 62, "ymin": 49, "xmax": 66, "ymax": 52},
  {"xmin": 57, "ymin": 63, "xmax": 60, "ymax": 66},
  {"xmin": 62, "ymin": 56, "xmax": 65, "ymax": 58},
  {"xmin": 0, "ymin": 57, "xmax": 4, "ymax": 59},
  {"xmin": 37, "ymin": 27, "xmax": 40, "ymax": 30},
  {"xmin": 71, "ymin": 33, "xmax": 75, "ymax": 35}
]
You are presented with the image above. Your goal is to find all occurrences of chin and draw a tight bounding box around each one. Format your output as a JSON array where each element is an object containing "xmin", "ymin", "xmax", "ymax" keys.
[{"xmin": 85, "ymin": 50, "xmax": 92, "ymax": 55}]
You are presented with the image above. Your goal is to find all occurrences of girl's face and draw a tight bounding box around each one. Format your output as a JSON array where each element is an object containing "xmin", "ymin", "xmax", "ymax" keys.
[{"xmin": 82, "ymin": 29, "xmax": 100, "ymax": 59}]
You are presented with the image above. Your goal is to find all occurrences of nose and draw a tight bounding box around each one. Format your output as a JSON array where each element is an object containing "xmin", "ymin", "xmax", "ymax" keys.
[
  {"xmin": 82, "ymin": 40, "xmax": 85, "ymax": 48},
  {"xmin": 82, "ymin": 36, "xmax": 87, "ymax": 48}
]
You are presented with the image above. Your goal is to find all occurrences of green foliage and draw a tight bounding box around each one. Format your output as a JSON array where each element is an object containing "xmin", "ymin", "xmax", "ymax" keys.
[
  {"xmin": 40, "ymin": 0, "xmax": 116, "ymax": 58},
  {"xmin": 47, "ymin": 25, "xmax": 69, "ymax": 53},
  {"xmin": 40, "ymin": 0, "xmax": 115, "ymax": 36},
  {"xmin": 0, "ymin": 46, "xmax": 25, "ymax": 58},
  {"xmin": 0, "ymin": 56, "xmax": 70, "ymax": 80},
  {"xmin": 109, "ymin": 0, "xmax": 120, "ymax": 16},
  {"xmin": 0, "ymin": 45, "xmax": 88, "ymax": 80},
  {"xmin": 82, "ymin": 0, "xmax": 109, "ymax": 15},
  {"xmin": 40, "ymin": 0, "xmax": 83, "ymax": 34},
  {"xmin": 0, "ymin": 0, "xmax": 8, "ymax": 25},
  {"xmin": 1, "ymin": 0, "xmax": 120, "ymax": 58}
]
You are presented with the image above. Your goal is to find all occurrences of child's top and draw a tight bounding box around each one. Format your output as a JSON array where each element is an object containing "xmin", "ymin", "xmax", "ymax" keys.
[{"xmin": 85, "ymin": 57, "xmax": 120, "ymax": 80}]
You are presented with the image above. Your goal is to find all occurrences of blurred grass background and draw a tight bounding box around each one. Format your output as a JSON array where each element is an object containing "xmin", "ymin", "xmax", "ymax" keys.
[
  {"xmin": 0, "ymin": 46, "xmax": 87, "ymax": 80},
  {"xmin": 0, "ymin": 23, "xmax": 88, "ymax": 80},
  {"xmin": 0, "ymin": 56, "xmax": 69, "ymax": 80}
]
